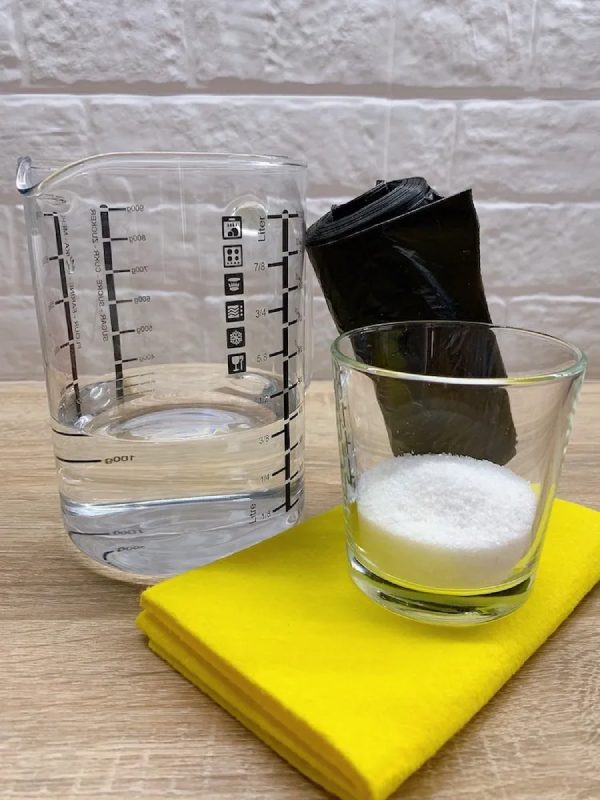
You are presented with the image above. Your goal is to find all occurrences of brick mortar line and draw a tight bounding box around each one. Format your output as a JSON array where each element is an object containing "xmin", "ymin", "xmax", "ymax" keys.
[{"xmin": 1, "ymin": 86, "xmax": 600, "ymax": 102}]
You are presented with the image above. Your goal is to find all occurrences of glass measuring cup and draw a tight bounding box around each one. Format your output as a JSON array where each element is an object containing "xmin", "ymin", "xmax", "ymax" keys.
[{"xmin": 17, "ymin": 152, "xmax": 308, "ymax": 578}]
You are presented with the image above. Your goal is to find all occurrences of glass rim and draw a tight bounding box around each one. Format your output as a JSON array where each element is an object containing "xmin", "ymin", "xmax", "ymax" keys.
[
  {"xmin": 17, "ymin": 151, "xmax": 307, "ymax": 194},
  {"xmin": 331, "ymin": 320, "xmax": 587, "ymax": 386}
]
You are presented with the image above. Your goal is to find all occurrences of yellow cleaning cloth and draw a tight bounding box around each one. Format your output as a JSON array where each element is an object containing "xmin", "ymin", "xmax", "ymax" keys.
[{"xmin": 137, "ymin": 499, "xmax": 600, "ymax": 800}]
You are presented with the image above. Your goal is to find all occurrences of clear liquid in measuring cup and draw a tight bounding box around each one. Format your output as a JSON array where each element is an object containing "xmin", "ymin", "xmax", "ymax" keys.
[{"xmin": 54, "ymin": 368, "xmax": 304, "ymax": 578}]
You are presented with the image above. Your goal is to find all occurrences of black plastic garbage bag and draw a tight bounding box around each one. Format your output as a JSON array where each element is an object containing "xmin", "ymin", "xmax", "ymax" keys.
[{"xmin": 306, "ymin": 178, "xmax": 516, "ymax": 463}]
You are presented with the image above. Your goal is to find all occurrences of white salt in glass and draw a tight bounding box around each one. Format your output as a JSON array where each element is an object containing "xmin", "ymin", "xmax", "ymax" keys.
[{"xmin": 332, "ymin": 321, "xmax": 586, "ymax": 625}]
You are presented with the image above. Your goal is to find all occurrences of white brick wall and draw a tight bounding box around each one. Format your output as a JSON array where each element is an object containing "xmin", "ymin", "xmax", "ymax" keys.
[{"xmin": 1, "ymin": 0, "xmax": 598, "ymax": 379}]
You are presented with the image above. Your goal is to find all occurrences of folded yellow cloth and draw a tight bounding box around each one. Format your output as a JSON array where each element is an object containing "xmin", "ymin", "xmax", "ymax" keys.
[{"xmin": 137, "ymin": 499, "xmax": 600, "ymax": 800}]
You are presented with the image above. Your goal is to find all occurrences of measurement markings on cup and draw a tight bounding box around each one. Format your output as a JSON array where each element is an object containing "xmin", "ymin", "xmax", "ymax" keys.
[
  {"xmin": 100, "ymin": 204, "xmax": 128, "ymax": 397},
  {"xmin": 267, "ymin": 210, "xmax": 302, "ymax": 513},
  {"xmin": 45, "ymin": 212, "xmax": 80, "ymax": 414},
  {"xmin": 99, "ymin": 205, "xmax": 154, "ymax": 398}
]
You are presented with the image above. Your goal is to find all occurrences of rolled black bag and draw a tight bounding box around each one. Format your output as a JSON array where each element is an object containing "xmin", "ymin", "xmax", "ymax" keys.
[{"xmin": 305, "ymin": 178, "xmax": 517, "ymax": 464}]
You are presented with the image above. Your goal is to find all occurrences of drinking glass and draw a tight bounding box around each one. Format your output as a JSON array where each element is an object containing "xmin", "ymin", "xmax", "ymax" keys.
[{"xmin": 332, "ymin": 321, "xmax": 586, "ymax": 624}]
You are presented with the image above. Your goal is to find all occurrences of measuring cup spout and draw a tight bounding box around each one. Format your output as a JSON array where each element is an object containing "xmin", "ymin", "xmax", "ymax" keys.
[
  {"xmin": 16, "ymin": 156, "xmax": 59, "ymax": 195},
  {"xmin": 16, "ymin": 156, "xmax": 34, "ymax": 193},
  {"xmin": 16, "ymin": 156, "xmax": 57, "ymax": 195}
]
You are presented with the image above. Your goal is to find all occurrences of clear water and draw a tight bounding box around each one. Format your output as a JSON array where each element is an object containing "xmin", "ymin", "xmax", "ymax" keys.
[{"xmin": 53, "ymin": 379, "xmax": 304, "ymax": 578}]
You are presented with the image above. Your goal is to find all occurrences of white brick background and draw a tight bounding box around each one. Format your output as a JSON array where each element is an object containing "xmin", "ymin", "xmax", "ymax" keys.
[{"xmin": 1, "ymin": 0, "xmax": 599, "ymax": 378}]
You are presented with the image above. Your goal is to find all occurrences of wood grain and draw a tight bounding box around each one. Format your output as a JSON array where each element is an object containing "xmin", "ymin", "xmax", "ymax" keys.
[{"xmin": 1, "ymin": 381, "xmax": 598, "ymax": 800}]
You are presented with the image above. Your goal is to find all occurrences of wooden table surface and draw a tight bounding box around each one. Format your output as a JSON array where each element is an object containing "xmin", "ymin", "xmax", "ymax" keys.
[{"xmin": 1, "ymin": 380, "xmax": 598, "ymax": 800}]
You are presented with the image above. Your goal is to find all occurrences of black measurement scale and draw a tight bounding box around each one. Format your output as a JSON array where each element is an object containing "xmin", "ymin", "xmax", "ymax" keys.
[
  {"xmin": 266, "ymin": 210, "xmax": 302, "ymax": 514},
  {"xmin": 45, "ymin": 211, "xmax": 81, "ymax": 415},
  {"xmin": 221, "ymin": 208, "xmax": 304, "ymax": 517},
  {"xmin": 48, "ymin": 203, "xmax": 154, "ymax": 457},
  {"xmin": 100, "ymin": 204, "xmax": 140, "ymax": 398}
]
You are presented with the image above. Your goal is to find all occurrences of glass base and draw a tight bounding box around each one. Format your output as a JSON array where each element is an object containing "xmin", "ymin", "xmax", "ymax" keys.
[
  {"xmin": 349, "ymin": 553, "xmax": 533, "ymax": 626},
  {"xmin": 63, "ymin": 489, "xmax": 303, "ymax": 580}
]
